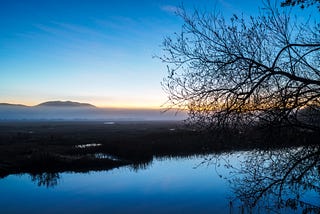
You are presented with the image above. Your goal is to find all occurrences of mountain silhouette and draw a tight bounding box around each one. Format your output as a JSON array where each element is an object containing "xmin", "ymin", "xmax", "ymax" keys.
[
  {"xmin": 0, "ymin": 103, "xmax": 28, "ymax": 107},
  {"xmin": 36, "ymin": 101, "xmax": 96, "ymax": 108},
  {"xmin": 0, "ymin": 100, "xmax": 186, "ymax": 121}
]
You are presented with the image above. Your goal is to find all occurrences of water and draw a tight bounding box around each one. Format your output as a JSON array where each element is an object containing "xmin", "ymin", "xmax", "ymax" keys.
[
  {"xmin": 0, "ymin": 149, "xmax": 319, "ymax": 214},
  {"xmin": 0, "ymin": 156, "xmax": 233, "ymax": 213}
]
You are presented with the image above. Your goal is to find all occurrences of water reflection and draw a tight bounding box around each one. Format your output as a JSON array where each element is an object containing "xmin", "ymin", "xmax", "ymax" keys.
[
  {"xmin": 29, "ymin": 172, "xmax": 60, "ymax": 188},
  {"xmin": 3, "ymin": 146, "xmax": 320, "ymax": 213},
  {"xmin": 129, "ymin": 159, "xmax": 153, "ymax": 172},
  {"xmin": 214, "ymin": 146, "xmax": 320, "ymax": 213},
  {"xmin": 24, "ymin": 154, "xmax": 208, "ymax": 188},
  {"xmin": 27, "ymin": 159, "xmax": 155, "ymax": 188},
  {"xmin": 0, "ymin": 156, "xmax": 230, "ymax": 214},
  {"xmin": 75, "ymin": 143, "xmax": 102, "ymax": 148}
]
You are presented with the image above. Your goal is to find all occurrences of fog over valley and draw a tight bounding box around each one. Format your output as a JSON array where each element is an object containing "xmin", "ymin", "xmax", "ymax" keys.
[{"xmin": 0, "ymin": 101, "xmax": 186, "ymax": 121}]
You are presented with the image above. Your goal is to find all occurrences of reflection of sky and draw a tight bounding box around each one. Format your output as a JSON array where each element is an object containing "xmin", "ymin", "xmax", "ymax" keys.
[
  {"xmin": 3, "ymin": 0, "xmax": 314, "ymax": 108},
  {"xmin": 0, "ymin": 156, "xmax": 232, "ymax": 213},
  {"xmin": 0, "ymin": 152, "xmax": 319, "ymax": 213}
]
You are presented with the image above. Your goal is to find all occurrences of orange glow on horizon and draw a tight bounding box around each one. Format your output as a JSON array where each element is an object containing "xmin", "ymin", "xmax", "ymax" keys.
[
  {"xmin": 1, "ymin": 99, "xmax": 172, "ymax": 110},
  {"xmin": 90, "ymin": 100, "xmax": 167, "ymax": 109}
]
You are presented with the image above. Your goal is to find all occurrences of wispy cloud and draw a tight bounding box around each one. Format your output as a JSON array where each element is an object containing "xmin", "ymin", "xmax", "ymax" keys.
[
  {"xmin": 160, "ymin": 5, "xmax": 181, "ymax": 14},
  {"xmin": 34, "ymin": 22, "xmax": 109, "ymax": 41}
]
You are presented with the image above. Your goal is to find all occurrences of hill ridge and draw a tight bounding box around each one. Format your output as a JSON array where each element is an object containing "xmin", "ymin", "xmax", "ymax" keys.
[{"xmin": 36, "ymin": 101, "xmax": 96, "ymax": 108}]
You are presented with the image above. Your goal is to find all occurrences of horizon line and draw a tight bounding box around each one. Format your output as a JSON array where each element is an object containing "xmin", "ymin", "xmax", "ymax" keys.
[{"xmin": 0, "ymin": 100, "xmax": 186, "ymax": 111}]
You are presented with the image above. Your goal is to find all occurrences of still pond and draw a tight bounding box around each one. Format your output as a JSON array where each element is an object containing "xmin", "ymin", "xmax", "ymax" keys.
[{"xmin": 0, "ymin": 148, "xmax": 319, "ymax": 214}]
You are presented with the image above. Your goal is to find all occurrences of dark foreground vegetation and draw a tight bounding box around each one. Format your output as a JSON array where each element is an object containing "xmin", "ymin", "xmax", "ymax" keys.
[{"xmin": 0, "ymin": 120, "xmax": 319, "ymax": 178}]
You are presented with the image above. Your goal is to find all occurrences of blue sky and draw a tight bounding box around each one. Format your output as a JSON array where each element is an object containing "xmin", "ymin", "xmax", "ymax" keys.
[{"xmin": 0, "ymin": 0, "xmax": 314, "ymax": 108}]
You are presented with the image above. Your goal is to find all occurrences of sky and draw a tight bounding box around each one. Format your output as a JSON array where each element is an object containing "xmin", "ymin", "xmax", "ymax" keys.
[{"xmin": 0, "ymin": 0, "xmax": 315, "ymax": 108}]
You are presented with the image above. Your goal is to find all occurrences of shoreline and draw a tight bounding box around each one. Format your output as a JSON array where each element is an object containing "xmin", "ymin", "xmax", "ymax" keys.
[{"xmin": 0, "ymin": 120, "xmax": 319, "ymax": 177}]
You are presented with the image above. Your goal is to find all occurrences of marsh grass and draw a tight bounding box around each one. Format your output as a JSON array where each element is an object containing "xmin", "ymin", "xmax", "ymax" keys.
[{"xmin": 0, "ymin": 121, "xmax": 318, "ymax": 177}]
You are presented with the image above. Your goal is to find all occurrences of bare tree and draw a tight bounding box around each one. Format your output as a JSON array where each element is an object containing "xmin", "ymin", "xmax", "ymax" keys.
[
  {"xmin": 281, "ymin": 0, "xmax": 320, "ymax": 10},
  {"xmin": 160, "ymin": 1, "xmax": 320, "ymax": 131}
]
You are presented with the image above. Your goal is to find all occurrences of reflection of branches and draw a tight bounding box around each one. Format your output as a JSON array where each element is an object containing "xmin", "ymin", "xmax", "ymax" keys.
[
  {"xmin": 30, "ymin": 172, "xmax": 60, "ymax": 188},
  {"xmin": 223, "ymin": 146, "xmax": 320, "ymax": 213},
  {"xmin": 129, "ymin": 159, "xmax": 153, "ymax": 172}
]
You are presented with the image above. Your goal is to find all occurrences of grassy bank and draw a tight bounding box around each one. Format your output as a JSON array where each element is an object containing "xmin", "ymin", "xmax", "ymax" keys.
[{"xmin": 0, "ymin": 120, "xmax": 319, "ymax": 177}]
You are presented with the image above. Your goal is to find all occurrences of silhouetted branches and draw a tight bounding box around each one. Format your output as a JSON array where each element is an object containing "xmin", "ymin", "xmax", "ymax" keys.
[
  {"xmin": 281, "ymin": 0, "xmax": 320, "ymax": 10},
  {"xmin": 161, "ymin": 1, "xmax": 320, "ymax": 131}
]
